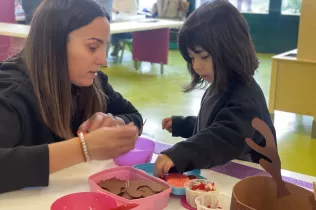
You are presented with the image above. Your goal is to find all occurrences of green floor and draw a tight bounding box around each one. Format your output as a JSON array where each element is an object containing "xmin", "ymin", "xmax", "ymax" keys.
[{"xmin": 102, "ymin": 50, "xmax": 316, "ymax": 177}]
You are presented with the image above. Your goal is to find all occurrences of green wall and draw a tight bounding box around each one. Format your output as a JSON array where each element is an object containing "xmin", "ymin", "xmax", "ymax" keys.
[
  {"xmin": 244, "ymin": 0, "xmax": 300, "ymax": 54},
  {"xmin": 189, "ymin": 0, "xmax": 300, "ymax": 54}
]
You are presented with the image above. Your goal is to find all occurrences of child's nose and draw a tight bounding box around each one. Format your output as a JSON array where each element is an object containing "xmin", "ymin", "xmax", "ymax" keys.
[{"xmin": 193, "ymin": 60, "xmax": 203, "ymax": 72}]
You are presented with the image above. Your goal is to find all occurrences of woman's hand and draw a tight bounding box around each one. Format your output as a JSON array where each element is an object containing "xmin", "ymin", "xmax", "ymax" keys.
[
  {"xmin": 162, "ymin": 117, "xmax": 172, "ymax": 133},
  {"xmin": 48, "ymin": 123, "xmax": 138, "ymax": 173},
  {"xmin": 154, "ymin": 154, "xmax": 175, "ymax": 177},
  {"xmin": 79, "ymin": 112, "xmax": 125, "ymax": 133},
  {"xmin": 84, "ymin": 123, "xmax": 138, "ymax": 160}
]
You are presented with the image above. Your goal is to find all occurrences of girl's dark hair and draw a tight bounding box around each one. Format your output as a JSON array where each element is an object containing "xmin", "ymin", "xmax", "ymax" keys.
[
  {"xmin": 16, "ymin": 0, "xmax": 110, "ymax": 139},
  {"xmin": 178, "ymin": 0, "xmax": 259, "ymax": 93}
]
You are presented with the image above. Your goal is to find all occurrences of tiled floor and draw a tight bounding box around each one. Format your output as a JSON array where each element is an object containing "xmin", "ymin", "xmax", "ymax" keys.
[{"xmin": 102, "ymin": 50, "xmax": 316, "ymax": 177}]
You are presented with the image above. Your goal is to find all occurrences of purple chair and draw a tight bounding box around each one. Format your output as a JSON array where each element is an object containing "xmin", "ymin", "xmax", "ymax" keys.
[
  {"xmin": 0, "ymin": 0, "xmax": 25, "ymax": 62},
  {"xmin": 132, "ymin": 28, "xmax": 170, "ymax": 74},
  {"xmin": 0, "ymin": 0, "xmax": 15, "ymax": 61}
]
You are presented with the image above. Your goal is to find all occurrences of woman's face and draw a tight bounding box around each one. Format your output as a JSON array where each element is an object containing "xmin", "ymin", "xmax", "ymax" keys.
[{"xmin": 67, "ymin": 17, "xmax": 110, "ymax": 87}]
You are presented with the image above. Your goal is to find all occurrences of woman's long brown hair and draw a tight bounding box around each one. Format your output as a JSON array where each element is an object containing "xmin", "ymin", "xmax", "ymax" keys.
[{"xmin": 21, "ymin": 0, "xmax": 109, "ymax": 139}]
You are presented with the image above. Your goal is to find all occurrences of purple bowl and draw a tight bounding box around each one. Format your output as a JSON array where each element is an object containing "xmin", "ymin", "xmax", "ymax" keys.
[{"xmin": 113, "ymin": 137, "xmax": 155, "ymax": 166}]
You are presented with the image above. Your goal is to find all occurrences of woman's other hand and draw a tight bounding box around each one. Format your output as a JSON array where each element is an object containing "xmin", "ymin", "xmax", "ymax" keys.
[
  {"xmin": 84, "ymin": 122, "xmax": 138, "ymax": 160},
  {"xmin": 162, "ymin": 117, "xmax": 172, "ymax": 133},
  {"xmin": 79, "ymin": 112, "xmax": 125, "ymax": 133}
]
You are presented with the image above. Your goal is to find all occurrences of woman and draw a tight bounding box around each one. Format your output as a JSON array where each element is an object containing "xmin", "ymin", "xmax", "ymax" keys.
[{"xmin": 0, "ymin": 0, "xmax": 143, "ymax": 193}]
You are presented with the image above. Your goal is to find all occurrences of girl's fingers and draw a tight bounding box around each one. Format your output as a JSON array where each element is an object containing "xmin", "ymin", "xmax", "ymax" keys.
[
  {"xmin": 162, "ymin": 117, "xmax": 171, "ymax": 128},
  {"xmin": 154, "ymin": 163, "xmax": 164, "ymax": 177},
  {"xmin": 165, "ymin": 121, "xmax": 172, "ymax": 129},
  {"xmin": 163, "ymin": 161, "xmax": 173, "ymax": 174}
]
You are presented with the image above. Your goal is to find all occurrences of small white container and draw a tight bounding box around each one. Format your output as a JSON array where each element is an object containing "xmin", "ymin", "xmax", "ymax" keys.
[
  {"xmin": 184, "ymin": 179, "xmax": 219, "ymax": 208},
  {"xmin": 195, "ymin": 194, "xmax": 231, "ymax": 210}
]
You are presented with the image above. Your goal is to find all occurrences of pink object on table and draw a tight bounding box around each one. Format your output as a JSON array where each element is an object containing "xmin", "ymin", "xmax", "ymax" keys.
[
  {"xmin": 181, "ymin": 196, "xmax": 197, "ymax": 210},
  {"xmin": 110, "ymin": 203, "xmax": 139, "ymax": 210},
  {"xmin": 0, "ymin": 0, "xmax": 15, "ymax": 23},
  {"xmin": 132, "ymin": 28, "xmax": 170, "ymax": 65},
  {"xmin": 88, "ymin": 166, "xmax": 172, "ymax": 210},
  {"xmin": 0, "ymin": 0, "xmax": 15, "ymax": 61},
  {"xmin": 113, "ymin": 137, "xmax": 155, "ymax": 166},
  {"xmin": 50, "ymin": 192, "xmax": 117, "ymax": 210}
]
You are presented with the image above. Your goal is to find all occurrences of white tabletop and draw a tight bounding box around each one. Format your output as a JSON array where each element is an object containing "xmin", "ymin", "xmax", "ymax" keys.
[
  {"xmin": 0, "ymin": 19, "xmax": 183, "ymax": 38},
  {"xmin": 111, "ymin": 13, "xmax": 147, "ymax": 22},
  {"xmin": 0, "ymin": 153, "xmax": 314, "ymax": 210},
  {"xmin": 110, "ymin": 19, "xmax": 183, "ymax": 34}
]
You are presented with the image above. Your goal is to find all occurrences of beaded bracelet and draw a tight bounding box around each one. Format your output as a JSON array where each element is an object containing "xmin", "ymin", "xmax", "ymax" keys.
[{"xmin": 77, "ymin": 132, "xmax": 91, "ymax": 162}]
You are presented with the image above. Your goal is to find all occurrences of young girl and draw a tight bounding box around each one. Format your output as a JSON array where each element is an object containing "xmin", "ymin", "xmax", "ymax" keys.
[{"xmin": 154, "ymin": 0, "xmax": 276, "ymax": 176}]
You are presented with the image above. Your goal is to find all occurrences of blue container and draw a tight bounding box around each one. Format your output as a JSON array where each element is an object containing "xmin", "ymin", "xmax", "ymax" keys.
[{"xmin": 133, "ymin": 163, "xmax": 206, "ymax": 196}]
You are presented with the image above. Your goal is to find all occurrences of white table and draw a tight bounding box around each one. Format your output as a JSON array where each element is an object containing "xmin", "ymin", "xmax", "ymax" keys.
[
  {"xmin": 0, "ymin": 19, "xmax": 183, "ymax": 37},
  {"xmin": 0, "ymin": 154, "xmax": 314, "ymax": 210},
  {"xmin": 0, "ymin": 19, "xmax": 183, "ymax": 74}
]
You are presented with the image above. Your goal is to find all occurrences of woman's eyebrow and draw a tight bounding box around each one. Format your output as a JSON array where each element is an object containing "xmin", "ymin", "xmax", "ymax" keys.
[{"xmin": 86, "ymin": 37, "xmax": 104, "ymax": 44}]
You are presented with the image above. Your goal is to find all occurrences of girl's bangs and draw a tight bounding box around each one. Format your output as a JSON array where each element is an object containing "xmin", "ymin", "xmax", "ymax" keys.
[{"xmin": 178, "ymin": 23, "xmax": 210, "ymax": 62}]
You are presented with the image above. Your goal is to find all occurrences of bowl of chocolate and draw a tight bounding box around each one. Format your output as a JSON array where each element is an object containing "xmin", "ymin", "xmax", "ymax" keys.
[
  {"xmin": 88, "ymin": 166, "xmax": 172, "ymax": 210},
  {"xmin": 113, "ymin": 137, "xmax": 155, "ymax": 166}
]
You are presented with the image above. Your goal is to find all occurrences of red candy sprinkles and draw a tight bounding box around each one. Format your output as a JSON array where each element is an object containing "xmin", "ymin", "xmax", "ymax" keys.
[
  {"xmin": 159, "ymin": 174, "xmax": 197, "ymax": 188},
  {"xmin": 191, "ymin": 181, "xmax": 216, "ymax": 192}
]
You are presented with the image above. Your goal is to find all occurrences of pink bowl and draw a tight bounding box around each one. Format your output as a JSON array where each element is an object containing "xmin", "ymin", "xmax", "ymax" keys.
[
  {"xmin": 113, "ymin": 137, "xmax": 155, "ymax": 166},
  {"xmin": 51, "ymin": 192, "xmax": 117, "ymax": 210},
  {"xmin": 88, "ymin": 166, "xmax": 172, "ymax": 210}
]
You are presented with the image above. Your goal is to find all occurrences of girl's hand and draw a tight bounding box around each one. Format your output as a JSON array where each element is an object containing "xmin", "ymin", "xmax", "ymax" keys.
[
  {"xmin": 79, "ymin": 112, "xmax": 125, "ymax": 133},
  {"xmin": 154, "ymin": 154, "xmax": 175, "ymax": 177},
  {"xmin": 84, "ymin": 123, "xmax": 138, "ymax": 160},
  {"xmin": 162, "ymin": 117, "xmax": 172, "ymax": 133}
]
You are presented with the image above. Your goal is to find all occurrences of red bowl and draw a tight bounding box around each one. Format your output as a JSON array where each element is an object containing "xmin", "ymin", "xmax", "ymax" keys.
[{"xmin": 51, "ymin": 192, "xmax": 117, "ymax": 210}]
